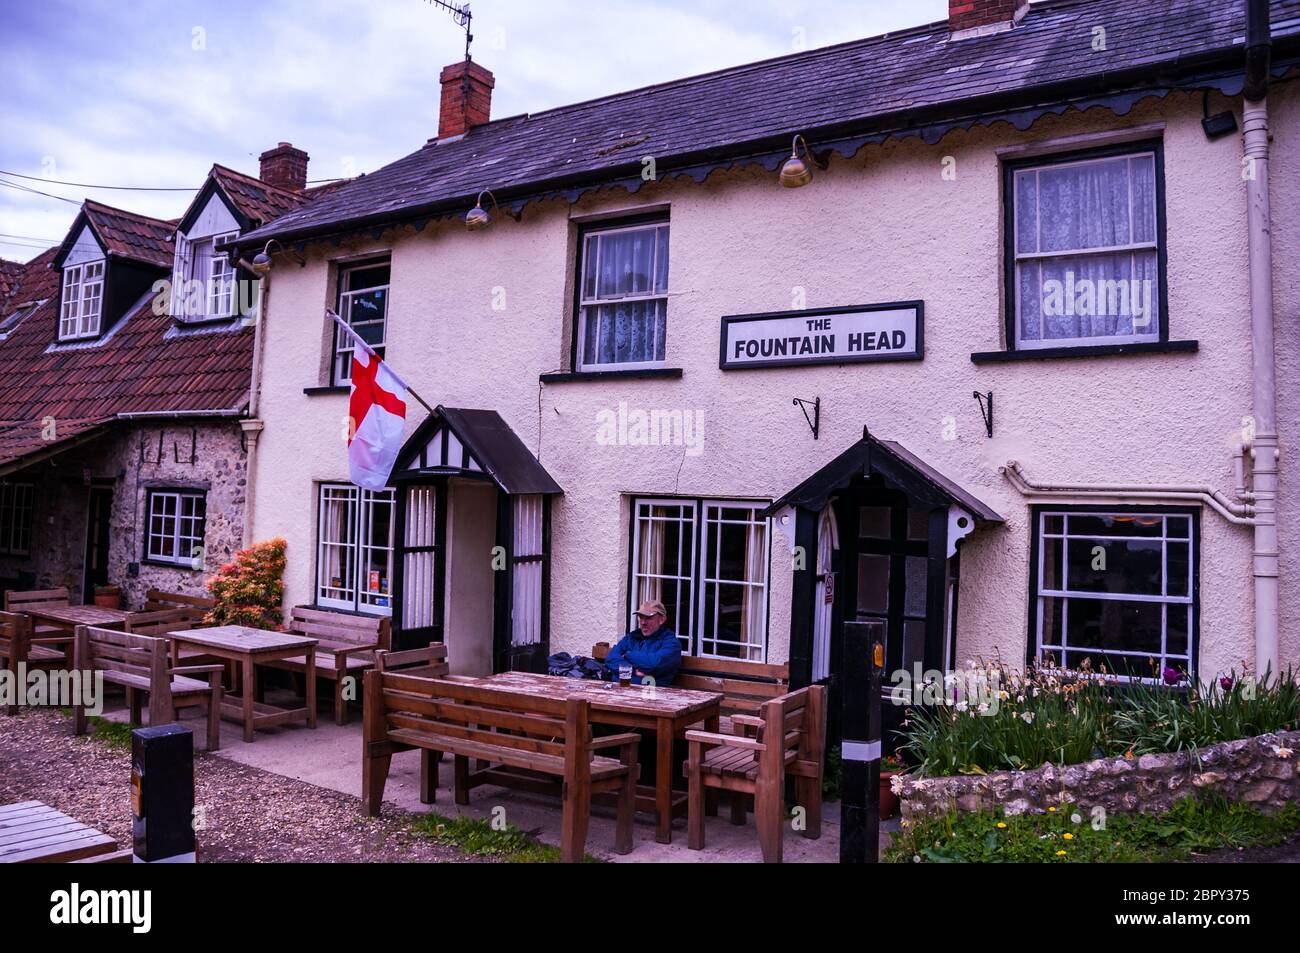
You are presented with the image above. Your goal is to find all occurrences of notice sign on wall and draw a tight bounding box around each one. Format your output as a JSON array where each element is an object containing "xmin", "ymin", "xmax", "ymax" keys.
[{"xmin": 720, "ymin": 301, "xmax": 924, "ymax": 370}]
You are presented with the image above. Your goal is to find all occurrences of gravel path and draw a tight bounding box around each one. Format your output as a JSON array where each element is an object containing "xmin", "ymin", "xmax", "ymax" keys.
[{"xmin": 0, "ymin": 708, "xmax": 483, "ymax": 863}]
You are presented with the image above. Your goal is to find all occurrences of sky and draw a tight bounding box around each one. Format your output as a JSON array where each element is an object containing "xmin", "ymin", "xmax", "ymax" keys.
[{"xmin": 0, "ymin": 0, "xmax": 950, "ymax": 262}]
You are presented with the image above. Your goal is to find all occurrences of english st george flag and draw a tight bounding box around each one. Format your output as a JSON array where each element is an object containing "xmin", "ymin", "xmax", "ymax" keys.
[{"xmin": 329, "ymin": 310, "xmax": 408, "ymax": 490}]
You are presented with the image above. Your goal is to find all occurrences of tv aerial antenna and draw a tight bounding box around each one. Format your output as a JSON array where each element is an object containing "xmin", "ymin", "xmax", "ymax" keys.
[{"xmin": 424, "ymin": 0, "xmax": 475, "ymax": 61}]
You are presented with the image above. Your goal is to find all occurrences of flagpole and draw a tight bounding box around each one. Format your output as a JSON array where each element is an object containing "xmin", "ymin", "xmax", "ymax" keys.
[{"xmin": 325, "ymin": 308, "xmax": 438, "ymax": 416}]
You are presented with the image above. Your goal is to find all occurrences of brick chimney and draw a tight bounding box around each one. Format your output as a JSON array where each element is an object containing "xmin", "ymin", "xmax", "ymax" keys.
[
  {"xmin": 949, "ymin": 0, "xmax": 1030, "ymax": 38},
  {"xmin": 259, "ymin": 142, "xmax": 309, "ymax": 192},
  {"xmin": 439, "ymin": 59, "xmax": 495, "ymax": 140}
]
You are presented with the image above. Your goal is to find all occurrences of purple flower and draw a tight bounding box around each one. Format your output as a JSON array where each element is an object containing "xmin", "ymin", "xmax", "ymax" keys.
[
  {"xmin": 1163, "ymin": 667, "xmax": 1185, "ymax": 686},
  {"xmin": 1220, "ymin": 675, "xmax": 1234, "ymax": 692}
]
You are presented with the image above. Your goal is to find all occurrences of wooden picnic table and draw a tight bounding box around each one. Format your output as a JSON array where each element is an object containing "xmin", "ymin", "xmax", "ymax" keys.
[
  {"xmin": 0, "ymin": 801, "xmax": 119, "ymax": 863},
  {"xmin": 168, "ymin": 626, "xmax": 318, "ymax": 743},
  {"xmin": 451, "ymin": 671, "xmax": 723, "ymax": 844},
  {"xmin": 24, "ymin": 604, "xmax": 132, "ymax": 633}
]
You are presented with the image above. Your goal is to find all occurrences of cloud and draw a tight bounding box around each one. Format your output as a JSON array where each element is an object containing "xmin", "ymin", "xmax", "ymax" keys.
[{"xmin": 0, "ymin": 0, "xmax": 948, "ymax": 261}]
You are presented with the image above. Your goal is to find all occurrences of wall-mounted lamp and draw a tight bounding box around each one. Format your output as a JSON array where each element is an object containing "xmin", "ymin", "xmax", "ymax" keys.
[
  {"xmin": 241, "ymin": 239, "xmax": 304, "ymax": 277},
  {"xmin": 780, "ymin": 135, "xmax": 819, "ymax": 188},
  {"xmin": 466, "ymin": 190, "xmax": 501, "ymax": 230}
]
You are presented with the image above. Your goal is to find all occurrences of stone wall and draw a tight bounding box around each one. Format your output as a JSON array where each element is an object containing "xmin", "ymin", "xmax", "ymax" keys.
[
  {"xmin": 0, "ymin": 420, "xmax": 246, "ymax": 609},
  {"xmin": 896, "ymin": 730, "xmax": 1300, "ymax": 819}
]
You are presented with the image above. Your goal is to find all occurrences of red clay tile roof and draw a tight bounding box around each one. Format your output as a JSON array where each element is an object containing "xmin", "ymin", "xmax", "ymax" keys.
[
  {"xmin": 0, "ymin": 252, "xmax": 252, "ymax": 471},
  {"xmin": 77, "ymin": 199, "xmax": 176, "ymax": 269},
  {"xmin": 0, "ymin": 416, "xmax": 115, "ymax": 475},
  {"xmin": 0, "ymin": 259, "xmax": 26, "ymax": 304},
  {"xmin": 211, "ymin": 164, "xmax": 309, "ymax": 226}
]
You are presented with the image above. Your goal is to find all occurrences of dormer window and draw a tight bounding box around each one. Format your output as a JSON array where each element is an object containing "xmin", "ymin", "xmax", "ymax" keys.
[
  {"xmin": 173, "ymin": 231, "xmax": 238, "ymax": 321},
  {"xmin": 60, "ymin": 260, "xmax": 104, "ymax": 340}
]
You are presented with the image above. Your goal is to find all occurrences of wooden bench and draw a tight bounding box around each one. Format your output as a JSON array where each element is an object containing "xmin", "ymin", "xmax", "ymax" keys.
[
  {"xmin": 362, "ymin": 671, "xmax": 639, "ymax": 862},
  {"xmin": 685, "ymin": 684, "xmax": 826, "ymax": 863},
  {"xmin": 143, "ymin": 588, "xmax": 214, "ymax": 623},
  {"xmin": 374, "ymin": 643, "xmax": 449, "ymax": 679},
  {"xmin": 0, "ymin": 610, "xmax": 70, "ymax": 715},
  {"xmin": 264, "ymin": 607, "xmax": 390, "ymax": 725},
  {"xmin": 5, "ymin": 588, "xmax": 71, "ymax": 639},
  {"xmin": 73, "ymin": 625, "xmax": 225, "ymax": 751},
  {"xmin": 592, "ymin": 642, "xmax": 789, "ymax": 729}
]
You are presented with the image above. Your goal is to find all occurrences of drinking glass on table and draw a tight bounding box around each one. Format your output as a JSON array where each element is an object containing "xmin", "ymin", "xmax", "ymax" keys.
[{"xmin": 618, "ymin": 664, "xmax": 633, "ymax": 688}]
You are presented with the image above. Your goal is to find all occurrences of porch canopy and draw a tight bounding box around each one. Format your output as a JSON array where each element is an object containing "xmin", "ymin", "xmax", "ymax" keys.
[
  {"xmin": 763, "ymin": 429, "xmax": 1002, "ymax": 525},
  {"xmin": 391, "ymin": 406, "xmax": 562, "ymax": 494}
]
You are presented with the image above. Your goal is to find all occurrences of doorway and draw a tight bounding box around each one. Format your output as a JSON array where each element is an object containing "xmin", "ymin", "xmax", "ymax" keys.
[{"xmin": 83, "ymin": 485, "xmax": 113, "ymax": 602}]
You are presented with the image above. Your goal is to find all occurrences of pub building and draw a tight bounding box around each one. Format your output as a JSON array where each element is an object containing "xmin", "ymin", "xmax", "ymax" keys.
[{"xmin": 230, "ymin": 0, "xmax": 1300, "ymax": 747}]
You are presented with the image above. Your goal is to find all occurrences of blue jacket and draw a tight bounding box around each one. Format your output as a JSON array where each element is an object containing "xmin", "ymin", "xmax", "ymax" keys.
[{"xmin": 604, "ymin": 628, "xmax": 682, "ymax": 686}]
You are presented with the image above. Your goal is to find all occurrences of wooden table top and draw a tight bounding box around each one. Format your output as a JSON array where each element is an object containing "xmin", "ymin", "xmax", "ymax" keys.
[
  {"xmin": 0, "ymin": 801, "xmax": 119, "ymax": 863},
  {"xmin": 170, "ymin": 625, "xmax": 318, "ymax": 654},
  {"xmin": 455, "ymin": 671, "xmax": 723, "ymax": 719},
  {"xmin": 26, "ymin": 605, "xmax": 132, "ymax": 626}
]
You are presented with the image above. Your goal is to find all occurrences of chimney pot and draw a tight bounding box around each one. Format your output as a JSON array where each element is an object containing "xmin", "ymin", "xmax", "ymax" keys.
[
  {"xmin": 949, "ymin": 0, "xmax": 1029, "ymax": 38},
  {"xmin": 259, "ymin": 142, "xmax": 309, "ymax": 192},
  {"xmin": 439, "ymin": 59, "xmax": 495, "ymax": 140}
]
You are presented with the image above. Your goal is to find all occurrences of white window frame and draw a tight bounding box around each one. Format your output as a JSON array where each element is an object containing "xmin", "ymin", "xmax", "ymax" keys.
[
  {"xmin": 206, "ymin": 231, "xmax": 238, "ymax": 318},
  {"xmin": 576, "ymin": 221, "xmax": 669, "ymax": 372},
  {"xmin": 1034, "ymin": 510, "xmax": 1195, "ymax": 681},
  {"xmin": 1010, "ymin": 149, "xmax": 1161, "ymax": 351},
  {"xmin": 316, "ymin": 483, "xmax": 394, "ymax": 617},
  {"xmin": 60, "ymin": 260, "xmax": 104, "ymax": 340},
  {"xmin": 145, "ymin": 490, "xmax": 207, "ymax": 568},
  {"xmin": 629, "ymin": 497, "xmax": 770, "ymax": 661},
  {"xmin": 0, "ymin": 482, "xmax": 35, "ymax": 556},
  {"xmin": 332, "ymin": 260, "xmax": 390, "ymax": 385}
]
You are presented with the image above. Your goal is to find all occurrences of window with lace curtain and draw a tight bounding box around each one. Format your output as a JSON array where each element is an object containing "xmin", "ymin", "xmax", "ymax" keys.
[
  {"xmin": 629, "ymin": 497, "xmax": 769, "ymax": 661},
  {"xmin": 1006, "ymin": 141, "xmax": 1167, "ymax": 350},
  {"xmin": 575, "ymin": 217, "xmax": 669, "ymax": 371}
]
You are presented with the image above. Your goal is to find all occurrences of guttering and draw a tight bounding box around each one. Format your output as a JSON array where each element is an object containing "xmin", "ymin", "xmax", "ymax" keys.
[
  {"xmin": 1001, "ymin": 461, "xmax": 1256, "ymax": 526},
  {"xmin": 1244, "ymin": 0, "xmax": 1280, "ymax": 674},
  {"xmin": 114, "ymin": 409, "xmax": 246, "ymax": 420}
]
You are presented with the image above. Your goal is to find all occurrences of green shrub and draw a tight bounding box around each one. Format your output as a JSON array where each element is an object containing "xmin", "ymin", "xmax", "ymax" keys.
[
  {"xmin": 886, "ymin": 795, "xmax": 1300, "ymax": 863},
  {"xmin": 898, "ymin": 660, "xmax": 1299, "ymax": 778}
]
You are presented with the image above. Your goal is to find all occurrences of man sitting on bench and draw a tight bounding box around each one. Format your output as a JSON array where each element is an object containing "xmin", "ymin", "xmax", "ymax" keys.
[{"xmin": 604, "ymin": 600, "xmax": 682, "ymax": 686}]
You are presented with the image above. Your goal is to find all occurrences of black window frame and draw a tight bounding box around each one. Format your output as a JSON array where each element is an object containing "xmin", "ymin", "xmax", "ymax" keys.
[
  {"xmin": 0, "ymin": 481, "xmax": 35, "ymax": 556},
  {"xmin": 329, "ymin": 255, "xmax": 392, "ymax": 387},
  {"xmin": 569, "ymin": 211, "xmax": 671, "ymax": 375},
  {"xmin": 1025, "ymin": 503, "xmax": 1201, "ymax": 681},
  {"xmin": 142, "ymin": 487, "xmax": 208, "ymax": 569},
  {"xmin": 1000, "ymin": 138, "xmax": 1171, "ymax": 356}
]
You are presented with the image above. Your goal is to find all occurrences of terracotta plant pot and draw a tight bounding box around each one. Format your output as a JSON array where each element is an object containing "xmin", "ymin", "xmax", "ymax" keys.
[
  {"xmin": 879, "ymin": 771, "xmax": 900, "ymax": 820},
  {"xmin": 93, "ymin": 591, "xmax": 122, "ymax": 609}
]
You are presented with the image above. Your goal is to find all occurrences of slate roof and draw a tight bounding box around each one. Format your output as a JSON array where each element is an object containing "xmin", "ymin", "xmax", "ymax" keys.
[
  {"xmin": 237, "ymin": 0, "xmax": 1300, "ymax": 249},
  {"xmin": 0, "ymin": 245, "xmax": 253, "ymax": 473}
]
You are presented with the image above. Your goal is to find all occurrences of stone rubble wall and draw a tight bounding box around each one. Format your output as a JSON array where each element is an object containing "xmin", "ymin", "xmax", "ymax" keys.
[{"xmin": 896, "ymin": 730, "xmax": 1300, "ymax": 818}]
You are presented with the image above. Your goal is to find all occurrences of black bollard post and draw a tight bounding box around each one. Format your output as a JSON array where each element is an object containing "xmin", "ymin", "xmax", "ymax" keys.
[
  {"xmin": 840, "ymin": 619, "xmax": 884, "ymax": 863},
  {"xmin": 131, "ymin": 724, "xmax": 196, "ymax": 863}
]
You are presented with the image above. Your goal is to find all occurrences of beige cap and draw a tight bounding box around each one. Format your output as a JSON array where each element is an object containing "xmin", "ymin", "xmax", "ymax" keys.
[{"xmin": 635, "ymin": 599, "xmax": 667, "ymax": 619}]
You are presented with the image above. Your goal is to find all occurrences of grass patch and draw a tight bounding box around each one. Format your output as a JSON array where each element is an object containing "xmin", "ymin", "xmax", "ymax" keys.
[
  {"xmin": 407, "ymin": 811, "xmax": 603, "ymax": 863},
  {"xmin": 55, "ymin": 707, "xmax": 138, "ymax": 751},
  {"xmin": 885, "ymin": 795, "xmax": 1300, "ymax": 863}
]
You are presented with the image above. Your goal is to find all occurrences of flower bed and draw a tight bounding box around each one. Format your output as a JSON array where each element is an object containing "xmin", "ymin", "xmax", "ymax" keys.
[{"xmin": 895, "ymin": 729, "xmax": 1299, "ymax": 819}]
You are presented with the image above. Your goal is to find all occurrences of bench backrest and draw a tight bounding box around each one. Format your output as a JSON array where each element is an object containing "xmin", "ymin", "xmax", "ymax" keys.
[
  {"xmin": 0, "ymin": 609, "xmax": 32, "ymax": 663},
  {"xmin": 592, "ymin": 642, "xmax": 789, "ymax": 716},
  {"xmin": 364, "ymin": 671, "xmax": 593, "ymax": 769},
  {"xmin": 289, "ymin": 606, "xmax": 390, "ymax": 654},
  {"xmin": 374, "ymin": 643, "xmax": 449, "ymax": 678},
  {"xmin": 756, "ymin": 685, "xmax": 826, "ymax": 779},
  {"xmin": 74, "ymin": 625, "xmax": 175, "ymax": 725},
  {"xmin": 125, "ymin": 608, "xmax": 197, "ymax": 638},
  {"xmin": 4, "ymin": 588, "xmax": 70, "ymax": 613},
  {"xmin": 143, "ymin": 589, "xmax": 214, "ymax": 623}
]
